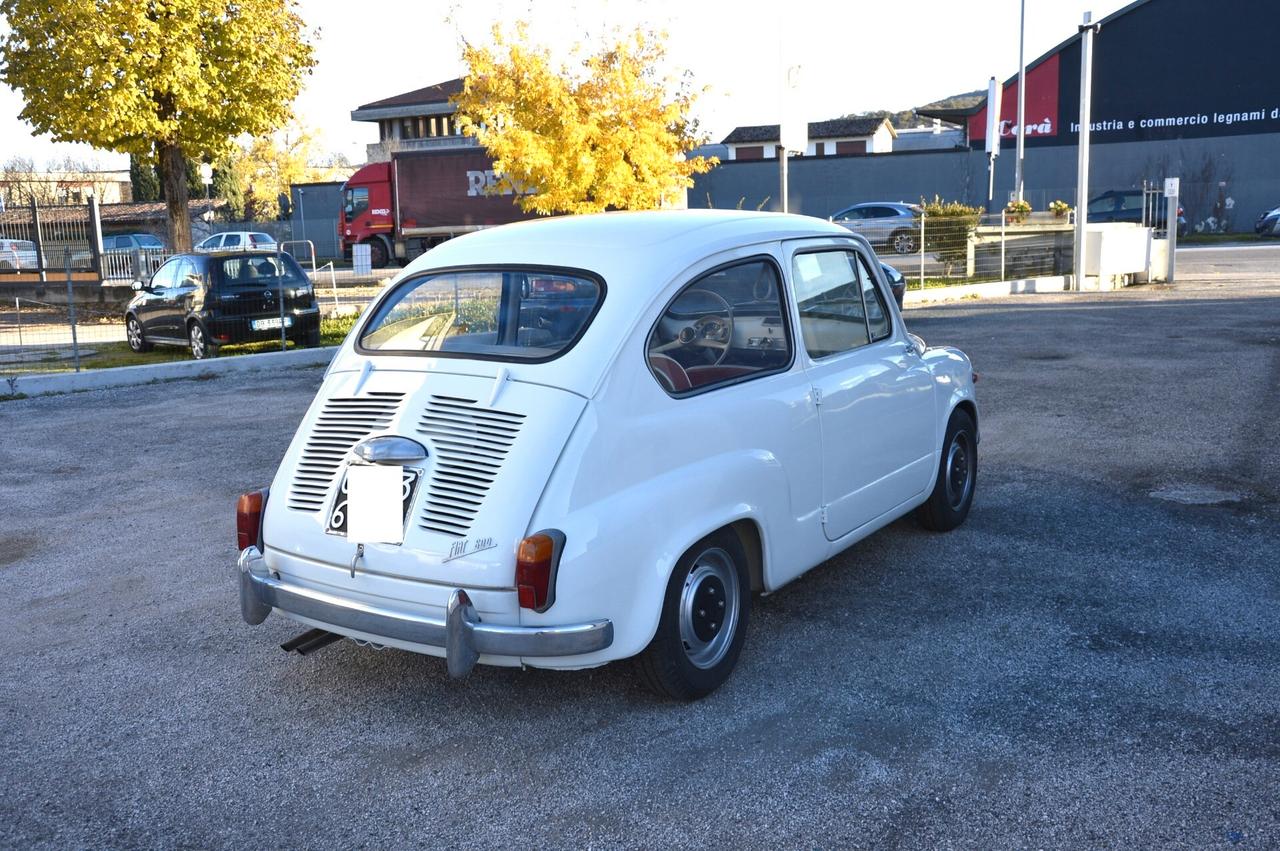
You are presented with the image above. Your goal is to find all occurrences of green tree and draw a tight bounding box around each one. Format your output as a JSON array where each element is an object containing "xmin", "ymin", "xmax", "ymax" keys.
[
  {"xmin": 0, "ymin": 0, "xmax": 315, "ymax": 250},
  {"xmin": 453, "ymin": 23, "xmax": 716, "ymax": 215},
  {"xmin": 129, "ymin": 154, "xmax": 161, "ymax": 203}
]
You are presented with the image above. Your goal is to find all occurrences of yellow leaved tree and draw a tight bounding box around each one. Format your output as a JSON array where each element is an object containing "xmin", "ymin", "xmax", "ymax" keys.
[
  {"xmin": 453, "ymin": 24, "xmax": 717, "ymax": 215},
  {"xmin": 0, "ymin": 0, "xmax": 315, "ymax": 250}
]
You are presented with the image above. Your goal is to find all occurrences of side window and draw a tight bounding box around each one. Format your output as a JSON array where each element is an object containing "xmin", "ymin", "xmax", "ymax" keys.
[
  {"xmin": 149, "ymin": 259, "xmax": 180, "ymax": 290},
  {"xmin": 792, "ymin": 251, "xmax": 869, "ymax": 358},
  {"xmin": 855, "ymin": 253, "xmax": 892, "ymax": 341},
  {"xmin": 175, "ymin": 258, "xmax": 203, "ymax": 289},
  {"xmin": 222, "ymin": 233, "xmax": 241, "ymax": 248},
  {"xmin": 646, "ymin": 259, "xmax": 791, "ymax": 395},
  {"xmin": 838, "ymin": 207, "xmax": 864, "ymax": 221}
]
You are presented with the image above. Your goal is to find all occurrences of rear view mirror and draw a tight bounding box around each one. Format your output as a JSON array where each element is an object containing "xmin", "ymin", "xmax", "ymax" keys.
[{"xmin": 131, "ymin": 281, "xmax": 144, "ymax": 291}]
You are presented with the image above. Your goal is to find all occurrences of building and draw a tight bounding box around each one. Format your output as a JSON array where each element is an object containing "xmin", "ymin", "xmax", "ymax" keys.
[
  {"xmin": 0, "ymin": 168, "xmax": 132, "ymax": 208},
  {"xmin": 893, "ymin": 120, "xmax": 967, "ymax": 152},
  {"xmin": 351, "ymin": 78, "xmax": 476, "ymax": 163},
  {"xmin": 696, "ymin": 0, "xmax": 1280, "ymax": 232},
  {"xmin": 720, "ymin": 117, "xmax": 896, "ymax": 160}
]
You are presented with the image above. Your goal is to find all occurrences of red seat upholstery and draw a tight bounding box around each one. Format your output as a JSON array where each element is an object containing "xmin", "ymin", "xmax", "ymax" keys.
[{"xmin": 648, "ymin": 353, "xmax": 692, "ymax": 392}]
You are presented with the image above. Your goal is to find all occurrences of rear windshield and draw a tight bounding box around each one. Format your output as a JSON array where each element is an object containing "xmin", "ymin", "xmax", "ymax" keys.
[
  {"xmin": 218, "ymin": 255, "xmax": 307, "ymax": 286},
  {"xmin": 359, "ymin": 269, "xmax": 603, "ymax": 361}
]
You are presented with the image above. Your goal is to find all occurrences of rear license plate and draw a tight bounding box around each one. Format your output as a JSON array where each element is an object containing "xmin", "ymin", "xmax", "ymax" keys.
[
  {"xmin": 251, "ymin": 316, "xmax": 293, "ymax": 331},
  {"xmin": 327, "ymin": 466, "xmax": 421, "ymax": 538}
]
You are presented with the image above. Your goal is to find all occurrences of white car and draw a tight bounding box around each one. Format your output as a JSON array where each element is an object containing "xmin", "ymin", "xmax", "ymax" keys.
[
  {"xmin": 195, "ymin": 231, "xmax": 277, "ymax": 252},
  {"xmin": 236, "ymin": 210, "xmax": 979, "ymax": 699},
  {"xmin": 0, "ymin": 238, "xmax": 40, "ymax": 270}
]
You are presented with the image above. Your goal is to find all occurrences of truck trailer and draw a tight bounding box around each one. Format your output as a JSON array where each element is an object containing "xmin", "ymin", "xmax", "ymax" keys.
[{"xmin": 339, "ymin": 148, "xmax": 532, "ymax": 268}]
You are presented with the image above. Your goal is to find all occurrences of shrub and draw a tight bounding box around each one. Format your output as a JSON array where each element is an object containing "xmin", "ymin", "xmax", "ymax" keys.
[{"xmin": 917, "ymin": 196, "xmax": 982, "ymax": 272}]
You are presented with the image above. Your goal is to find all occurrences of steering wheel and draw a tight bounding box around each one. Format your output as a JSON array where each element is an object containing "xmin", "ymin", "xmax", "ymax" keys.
[{"xmin": 653, "ymin": 288, "xmax": 735, "ymax": 366}]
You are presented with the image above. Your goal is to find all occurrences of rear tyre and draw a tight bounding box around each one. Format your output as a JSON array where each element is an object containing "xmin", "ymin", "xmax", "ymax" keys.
[
  {"xmin": 126, "ymin": 315, "xmax": 152, "ymax": 353},
  {"xmin": 188, "ymin": 322, "xmax": 219, "ymax": 360},
  {"xmin": 891, "ymin": 229, "xmax": 918, "ymax": 254},
  {"xmin": 304, "ymin": 326, "xmax": 321, "ymax": 348},
  {"xmin": 367, "ymin": 238, "xmax": 389, "ymax": 269},
  {"xmin": 636, "ymin": 529, "xmax": 750, "ymax": 701},
  {"xmin": 917, "ymin": 408, "xmax": 977, "ymax": 532}
]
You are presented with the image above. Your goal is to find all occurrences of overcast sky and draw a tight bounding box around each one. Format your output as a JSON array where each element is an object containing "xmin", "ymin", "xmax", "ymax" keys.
[{"xmin": 1, "ymin": 0, "xmax": 1131, "ymax": 170}]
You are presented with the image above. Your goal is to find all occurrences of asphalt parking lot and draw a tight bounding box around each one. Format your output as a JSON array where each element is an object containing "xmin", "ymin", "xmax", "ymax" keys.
[{"xmin": 2, "ymin": 244, "xmax": 1277, "ymax": 848}]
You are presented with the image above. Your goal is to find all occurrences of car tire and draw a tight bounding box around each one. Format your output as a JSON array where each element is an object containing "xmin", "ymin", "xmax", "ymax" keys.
[
  {"xmin": 125, "ymin": 315, "xmax": 152, "ymax": 353},
  {"xmin": 304, "ymin": 326, "xmax": 321, "ymax": 348},
  {"xmin": 636, "ymin": 529, "xmax": 751, "ymax": 701},
  {"xmin": 917, "ymin": 408, "xmax": 977, "ymax": 532},
  {"xmin": 188, "ymin": 321, "xmax": 219, "ymax": 360},
  {"xmin": 891, "ymin": 229, "xmax": 918, "ymax": 254}
]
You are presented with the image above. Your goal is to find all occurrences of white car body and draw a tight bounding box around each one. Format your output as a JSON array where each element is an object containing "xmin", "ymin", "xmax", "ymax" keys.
[
  {"xmin": 196, "ymin": 231, "xmax": 277, "ymax": 252},
  {"xmin": 0, "ymin": 238, "xmax": 40, "ymax": 270},
  {"xmin": 238, "ymin": 210, "xmax": 978, "ymax": 693}
]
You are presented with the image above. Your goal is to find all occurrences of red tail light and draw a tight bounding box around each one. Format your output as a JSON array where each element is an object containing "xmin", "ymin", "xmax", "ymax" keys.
[
  {"xmin": 515, "ymin": 530, "xmax": 564, "ymax": 611},
  {"xmin": 236, "ymin": 488, "xmax": 268, "ymax": 551}
]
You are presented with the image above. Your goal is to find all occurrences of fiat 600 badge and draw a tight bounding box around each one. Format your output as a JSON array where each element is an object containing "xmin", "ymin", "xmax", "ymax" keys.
[{"xmin": 236, "ymin": 210, "xmax": 978, "ymax": 699}]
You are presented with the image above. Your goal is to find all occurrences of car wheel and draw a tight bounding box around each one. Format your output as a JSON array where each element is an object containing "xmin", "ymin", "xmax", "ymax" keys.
[
  {"xmin": 917, "ymin": 408, "xmax": 977, "ymax": 532},
  {"xmin": 304, "ymin": 326, "xmax": 321, "ymax": 348},
  {"xmin": 188, "ymin": 322, "xmax": 219, "ymax": 360},
  {"xmin": 636, "ymin": 529, "xmax": 750, "ymax": 701},
  {"xmin": 891, "ymin": 229, "xmax": 918, "ymax": 254},
  {"xmin": 125, "ymin": 316, "xmax": 152, "ymax": 352}
]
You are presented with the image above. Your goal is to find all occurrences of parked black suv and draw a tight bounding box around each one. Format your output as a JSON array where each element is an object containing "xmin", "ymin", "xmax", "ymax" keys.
[{"xmin": 125, "ymin": 251, "xmax": 320, "ymax": 359}]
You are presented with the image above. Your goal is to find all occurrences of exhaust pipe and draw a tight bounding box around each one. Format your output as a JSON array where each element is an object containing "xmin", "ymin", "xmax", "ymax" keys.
[{"xmin": 281, "ymin": 628, "xmax": 344, "ymax": 656}]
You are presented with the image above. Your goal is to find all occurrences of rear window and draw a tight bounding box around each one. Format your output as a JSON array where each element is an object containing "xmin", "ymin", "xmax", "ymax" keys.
[
  {"xmin": 358, "ymin": 268, "xmax": 603, "ymax": 362},
  {"xmin": 218, "ymin": 255, "xmax": 307, "ymax": 286}
]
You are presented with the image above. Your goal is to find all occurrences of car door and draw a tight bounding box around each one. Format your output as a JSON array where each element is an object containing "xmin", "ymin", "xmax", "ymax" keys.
[
  {"xmin": 168, "ymin": 257, "xmax": 204, "ymax": 334},
  {"xmin": 139, "ymin": 258, "xmax": 179, "ymax": 337},
  {"xmin": 788, "ymin": 241, "xmax": 936, "ymax": 541},
  {"xmin": 834, "ymin": 205, "xmax": 866, "ymax": 235},
  {"xmin": 859, "ymin": 206, "xmax": 897, "ymax": 245},
  {"xmin": 221, "ymin": 233, "xmax": 242, "ymax": 251}
]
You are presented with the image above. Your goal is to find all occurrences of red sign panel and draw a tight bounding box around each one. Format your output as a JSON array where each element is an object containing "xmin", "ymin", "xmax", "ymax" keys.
[{"xmin": 968, "ymin": 53, "xmax": 1060, "ymax": 143}]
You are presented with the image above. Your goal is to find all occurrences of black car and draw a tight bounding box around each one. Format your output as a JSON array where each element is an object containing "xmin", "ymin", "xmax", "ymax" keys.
[
  {"xmin": 880, "ymin": 262, "xmax": 906, "ymax": 308},
  {"xmin": 1254, "ymin": 205, "xmax": 1280, "ymax": 236},
  {"xmin": 125, "ymin": 251, "xmax": 321, "ymax": 359},
  {"xmin": 1087, "ymin": 190, "xmax": 1187, "ymax": 236}
]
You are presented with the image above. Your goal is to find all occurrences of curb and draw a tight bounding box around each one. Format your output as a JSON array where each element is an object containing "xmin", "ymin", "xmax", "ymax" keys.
[
  {"xmin": 903, "ymin": 275, "xmax": 1069, "ymax": 306},
  {"xmin": 9, "ymin": 345, "xmax": 337, "ymax": 397}
]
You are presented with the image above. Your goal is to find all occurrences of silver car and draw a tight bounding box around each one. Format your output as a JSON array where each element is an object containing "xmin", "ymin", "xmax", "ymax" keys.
[{"xmin": 831, "ymin": 202, "xmax": 922, "ymax": 254}]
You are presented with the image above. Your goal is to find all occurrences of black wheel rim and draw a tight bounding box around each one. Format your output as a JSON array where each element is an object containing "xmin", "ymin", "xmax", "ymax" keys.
[{"xmin": 944, "ymin": 432, "xmax": 974, "ymax": 510}]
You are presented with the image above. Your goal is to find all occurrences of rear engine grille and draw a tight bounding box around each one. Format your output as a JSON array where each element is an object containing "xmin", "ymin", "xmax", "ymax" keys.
[
  {"xmin": 416, "ymin": 395, "xmax": 526, "ymax": 537},
  {"xmin": 286, "ymin": 391, "xmax": 406, "ymax": 512}
]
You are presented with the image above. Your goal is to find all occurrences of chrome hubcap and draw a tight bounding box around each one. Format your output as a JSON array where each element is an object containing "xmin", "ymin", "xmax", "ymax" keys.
[
  {"xmin": 945, "ymin": 432, "xmax": 973, "ymax": 510},
  {"xmin": 895, "ymin": 233, "xmax": 915, "ymax": 253},
  {"xmin": 191, "ymin": 327, "xmax": 204, "ymax": 357},
  {"xmin": 678, "ymin": 547, "xmax": 740, "ymax": 669},
  {"xmin": 127, "ymin": 320, "xmax": 141, "ymax": 348}
]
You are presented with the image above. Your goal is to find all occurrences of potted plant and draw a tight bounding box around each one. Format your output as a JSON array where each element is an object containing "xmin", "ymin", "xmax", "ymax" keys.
[
  {"xmin": 1004, "ymin": 199, "xmax": 1032, "ymax": 224},
  {"xmin": 1048, "ymin": 199, "xmax": 1071, "ymax": 219}
]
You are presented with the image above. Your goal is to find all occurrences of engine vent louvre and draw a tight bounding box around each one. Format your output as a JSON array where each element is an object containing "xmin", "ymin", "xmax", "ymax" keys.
[
  {"xmin": 286, "ymin": 391, "xmax": 406, "ymax": 512},
  {"xmin": 416, "ymin": 394, "xmax": 526, "ymax": 537}
]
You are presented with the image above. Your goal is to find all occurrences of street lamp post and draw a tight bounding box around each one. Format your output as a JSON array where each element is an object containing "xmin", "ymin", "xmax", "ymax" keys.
[
  {"xmin": 1073, "ymin": 11, "xmax": 1100, "ymax": 291},
  {"xmin": 1015, "ymin": 0, "xmax": 1027, "ymax": 203}
]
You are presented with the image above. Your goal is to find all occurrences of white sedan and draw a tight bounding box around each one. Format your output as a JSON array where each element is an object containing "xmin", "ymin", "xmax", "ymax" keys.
[{"xmin": 236, "ymin": 210, "xmax": 979, "ymax": 699}]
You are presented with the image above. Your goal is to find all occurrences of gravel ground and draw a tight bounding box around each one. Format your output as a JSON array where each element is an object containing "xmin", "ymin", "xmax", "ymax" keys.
[{"xmin": 1, "ymin": 245, "xmax": 1277, "ymax": 849}]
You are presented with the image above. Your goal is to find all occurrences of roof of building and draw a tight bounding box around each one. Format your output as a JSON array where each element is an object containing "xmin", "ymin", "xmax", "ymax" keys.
[
  {"xmin": 355, "ymin": 78, "xmax": 464, "ymax": 112},
  {"xmin": 721, "ymin": 116, "xmax": 894, "ymax": 145}
]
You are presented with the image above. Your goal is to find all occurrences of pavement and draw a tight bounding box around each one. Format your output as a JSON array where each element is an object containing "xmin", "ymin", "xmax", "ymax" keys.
[{"xmin": 1, "ymin": 244, "xmax": 1277, "ymax": 848}]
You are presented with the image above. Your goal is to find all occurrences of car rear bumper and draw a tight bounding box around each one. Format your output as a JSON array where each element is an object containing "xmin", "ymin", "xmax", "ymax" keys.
[
  {"xmin": 207, "ymin": 308, "xmax": 319, "ymax": 344},
  {"xmin": 237, "ymin": 546, "xmax": 614, "ymax": 677}
]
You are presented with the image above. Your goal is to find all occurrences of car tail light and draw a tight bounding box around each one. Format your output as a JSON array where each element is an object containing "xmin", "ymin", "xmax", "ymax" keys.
[
  {"xmin": 515, "ymin": 530, "xmax": 565, "ymax": 611},
  {"xmin": 236, "ymin": 488, "xmax": 268, "ymax": 551}
]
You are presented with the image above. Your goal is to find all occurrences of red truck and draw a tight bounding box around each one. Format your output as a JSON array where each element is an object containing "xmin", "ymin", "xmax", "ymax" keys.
[{"xmin": 339, "ymin": 147, "xmax": 532, "ymax": 267}]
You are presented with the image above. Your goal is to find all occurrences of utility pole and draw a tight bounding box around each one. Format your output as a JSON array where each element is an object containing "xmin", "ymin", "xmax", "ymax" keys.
[
  {"xmin": 1015, "ymin": 0, "xmax": 1027, "ymax": 203},
  {"xmin": 1072, "ymin": 12, "xmax": 1100, "ymax": 291}
]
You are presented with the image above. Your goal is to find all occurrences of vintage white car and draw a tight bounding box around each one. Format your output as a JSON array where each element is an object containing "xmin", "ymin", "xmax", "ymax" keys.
[{"xmin": 237, "ymin": 210, "xmax": 978, "ymax": 699}]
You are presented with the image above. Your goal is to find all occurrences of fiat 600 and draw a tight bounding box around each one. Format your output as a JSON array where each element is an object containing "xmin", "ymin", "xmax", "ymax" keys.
[{"xmin": 237, "ymin": 211, "xmax": 978, "ymax": 699}]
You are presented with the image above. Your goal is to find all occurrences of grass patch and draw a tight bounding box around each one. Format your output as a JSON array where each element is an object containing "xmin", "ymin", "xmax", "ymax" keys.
[{"xmin": 1179, "ymin": 232, "xmax": 1266, "ymax": 245}]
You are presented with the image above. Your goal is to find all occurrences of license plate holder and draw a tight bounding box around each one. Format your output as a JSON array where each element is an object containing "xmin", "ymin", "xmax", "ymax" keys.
[
  {"xmin": 252, "ymin": 316, "xmax": 293, "ymax": 331},
  {"xmin": 327, "ymin": 466, "xmax": 421, "ymax": 538}
]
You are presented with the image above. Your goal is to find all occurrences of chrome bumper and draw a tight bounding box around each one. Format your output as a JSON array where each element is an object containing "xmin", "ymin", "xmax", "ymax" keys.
[{"xmin": 237, "ymin": 546, "xmax": 613, "ymax": 677}]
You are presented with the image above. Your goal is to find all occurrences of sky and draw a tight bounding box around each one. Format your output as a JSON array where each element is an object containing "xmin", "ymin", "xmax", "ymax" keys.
[{"xmin": 0, "ymin": 0, "xmax": 1133, "ymax": 171}]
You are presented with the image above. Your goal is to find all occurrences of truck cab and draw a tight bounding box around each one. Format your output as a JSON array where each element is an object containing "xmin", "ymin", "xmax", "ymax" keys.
[{"xmin": 340, "ymin": 162, "xmax": 395, "ymax": 267}]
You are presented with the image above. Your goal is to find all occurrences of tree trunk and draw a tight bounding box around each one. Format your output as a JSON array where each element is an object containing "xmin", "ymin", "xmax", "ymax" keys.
[{"xmin": 158, "ymin": 142, "xmax": 192, "ymax": 252}]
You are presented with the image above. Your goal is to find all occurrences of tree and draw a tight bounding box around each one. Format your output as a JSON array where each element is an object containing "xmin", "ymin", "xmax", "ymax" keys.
[
  {"xmin": 229, "ymin": 123, "xmax": 314, "ymax": 221},
  {"xmin": 452, "ymin": 24, "xmax": 716, "ymax": 215},
  {"xmin": 129, "ymin": 154, "xmax": 161, "ymax": 203},
  {"xmin": 1, "ymin": 156, "xmax": 59, "ymax": 205},
  {"xmin": 0, "ymin": 0, "xmax": 315, "ymax": 250}
]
